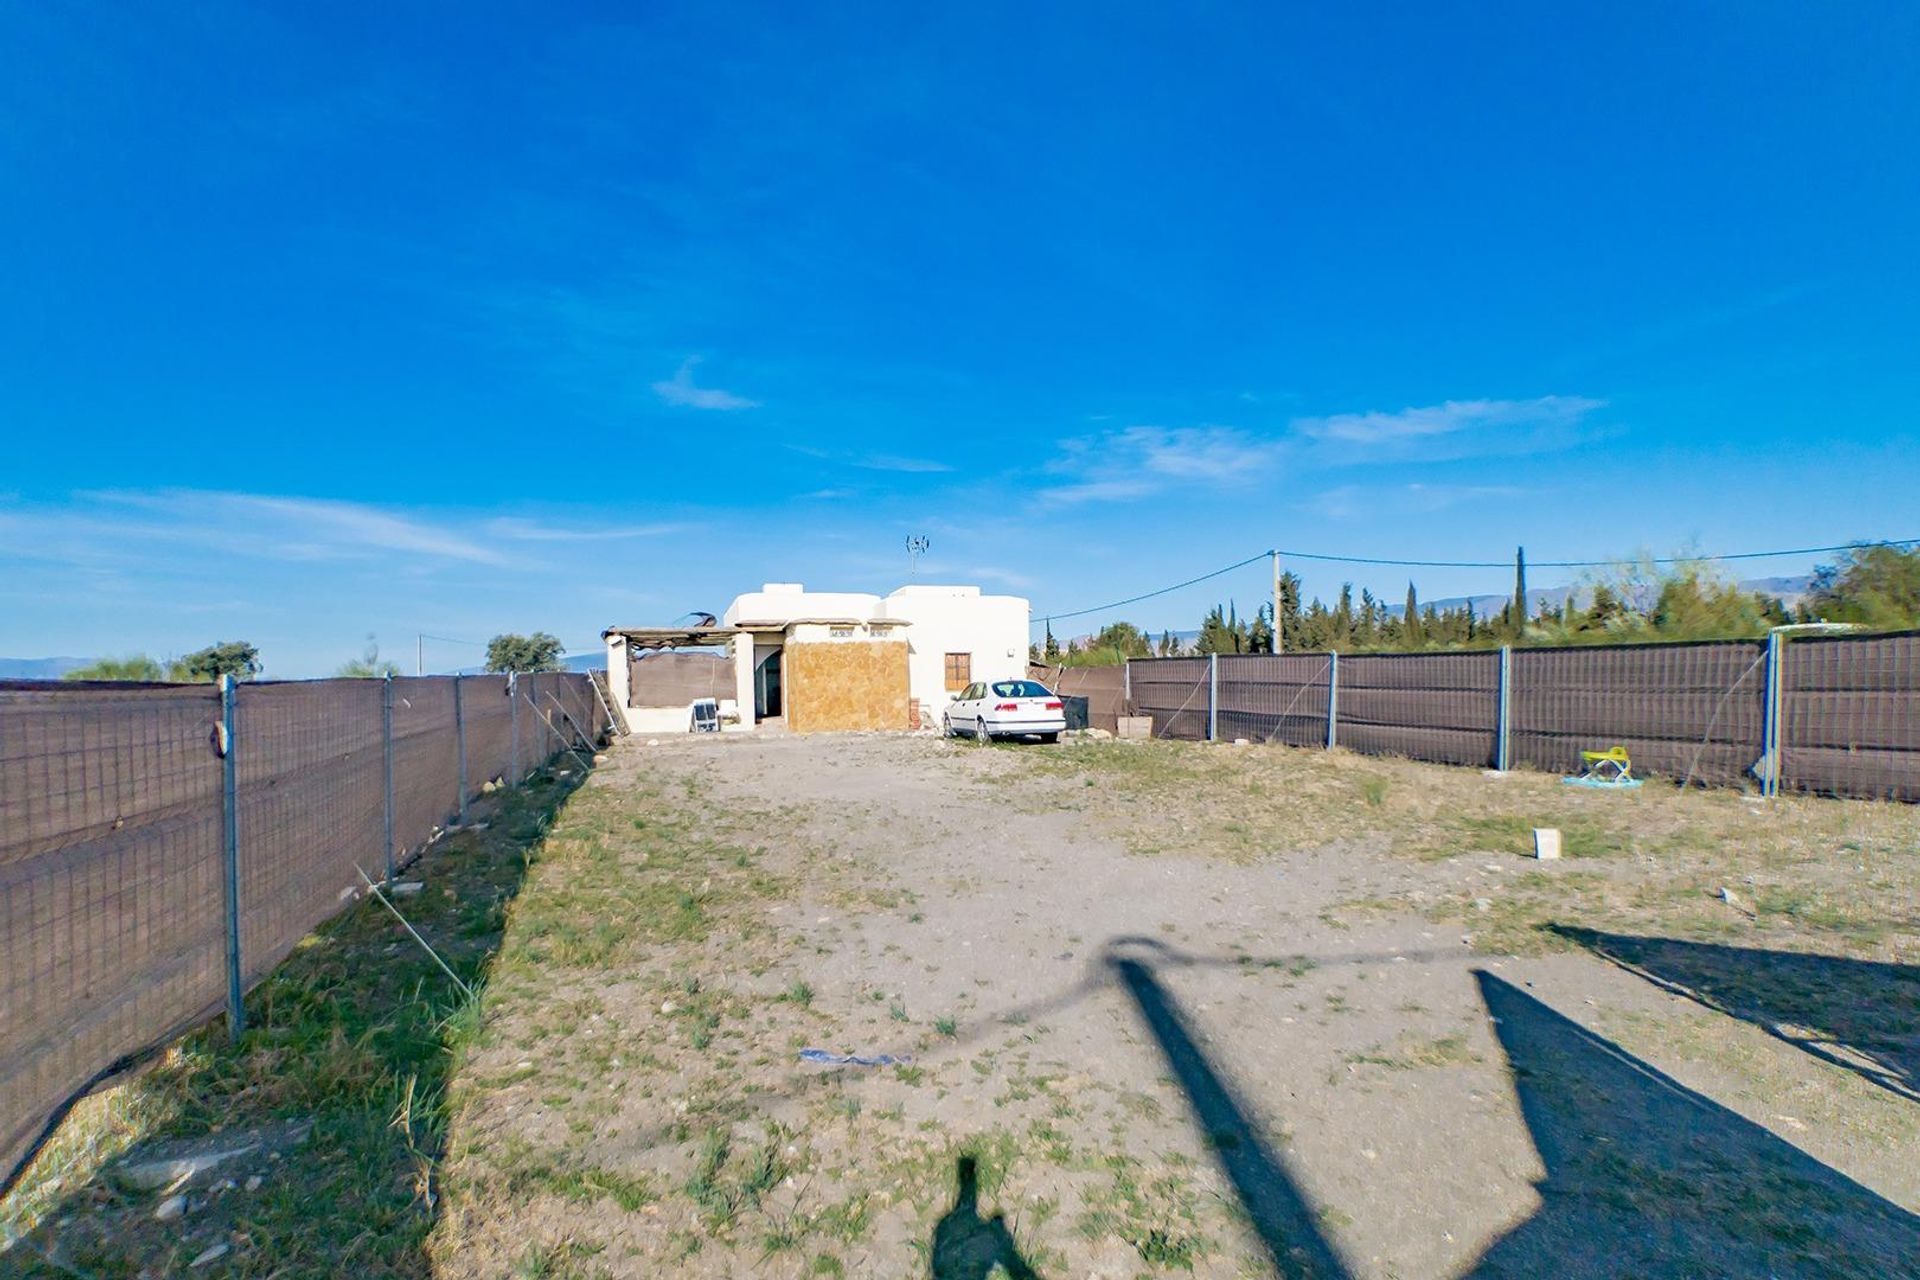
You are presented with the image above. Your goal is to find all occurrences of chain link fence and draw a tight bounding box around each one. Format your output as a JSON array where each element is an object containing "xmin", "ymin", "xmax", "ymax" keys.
[
  {"xmin": 1, "ymin": 671, "xmax": 608, "ymax": 1191},
  {"xmin": 1127, "ymin": 629, "xmax": 1920, "ymax": 801}
]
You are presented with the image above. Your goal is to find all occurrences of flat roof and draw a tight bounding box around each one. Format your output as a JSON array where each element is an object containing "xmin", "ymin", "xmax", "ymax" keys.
[{"xmin": 732, "ymin": 617, "xmax": 910, "ymax": 630}]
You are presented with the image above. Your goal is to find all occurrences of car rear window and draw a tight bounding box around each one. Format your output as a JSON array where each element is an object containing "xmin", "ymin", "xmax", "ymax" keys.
[{"xmin": 990, "ymin": 680, "xmax": 1052, "ymax": 698}]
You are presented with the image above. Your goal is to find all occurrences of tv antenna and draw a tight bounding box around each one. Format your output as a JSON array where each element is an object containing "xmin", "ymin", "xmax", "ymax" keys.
[{"xmin": 906, "ymin": 534, "xmax": 931, "ymax": 575}]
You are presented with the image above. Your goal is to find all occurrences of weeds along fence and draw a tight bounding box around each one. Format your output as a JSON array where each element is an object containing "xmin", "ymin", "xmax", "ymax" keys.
[
  {"xmin": 1124, "ymin": 630, "xmax": 1920, "ymax": 803},
  {"xmin": 0, "ymin": 671, "xmax": 609, "ymax": 1191}
]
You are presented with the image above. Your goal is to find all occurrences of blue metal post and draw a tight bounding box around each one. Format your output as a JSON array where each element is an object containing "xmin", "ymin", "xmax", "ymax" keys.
[
  {"xmin": 1206, "ymin": 654, "xmax": 1218, "ymax": 741},
  {"xmin": 1761, "ymin": 630, "xmax": 1784, "ymax": 798},
  {"xmin": 453, "ymin": 674, "xmax": 469, "ymax": 824},
  {"xmin": 1326, "ymin": 651, "xmax": 1339, "ymax": 749},
  {"xmin": 382, "ymin": 674, "xmax": 396, "ymax": 882},
  {"xmin": 1496, "ymin": 645, "xmax": 1513, "ymax": 772},
  {"xmin": 509, "ymin": 672, "xmax": 520, "ymax": 784},
  {"xmin": 219, "ymin": 674, "xmax": 244, "ymax": 1042}
]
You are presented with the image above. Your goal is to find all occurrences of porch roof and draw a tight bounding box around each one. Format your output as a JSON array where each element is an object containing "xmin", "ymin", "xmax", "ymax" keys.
[{"xmin": 601, "ymin": 626, "xmax": 737, "ymax": 649}]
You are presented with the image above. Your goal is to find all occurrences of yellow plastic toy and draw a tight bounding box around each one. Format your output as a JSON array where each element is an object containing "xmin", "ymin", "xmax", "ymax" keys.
[{"xmin": 1565, "ymin": 744, "xmax": 1640, "ymax": 788}]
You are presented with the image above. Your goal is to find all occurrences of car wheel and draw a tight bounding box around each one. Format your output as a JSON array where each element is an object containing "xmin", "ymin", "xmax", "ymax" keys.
[
  {"xmin": 974, "ymin": 717, "xmax": 991, "ymax": 744},
  {"xmin": 942, "ymin": 715, "xmax": 953, "ymax": 737},
  {"xmin": 1038, "ymin": 732, "xmax": 1059, "ymax": 744}
]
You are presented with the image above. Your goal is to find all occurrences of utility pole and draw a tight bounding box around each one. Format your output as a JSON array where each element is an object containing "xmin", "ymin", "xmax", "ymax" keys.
[
  {"xmin": 416, "ymin": 634, "xmax": 423, "ymax": 677},
  {"xmin": 1270, "ymin": 550, "xmax": 1283, "ymax": 654}
]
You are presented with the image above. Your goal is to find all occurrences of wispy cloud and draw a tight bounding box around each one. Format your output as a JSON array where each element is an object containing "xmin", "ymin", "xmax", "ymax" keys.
[
  {"xmin": 1032, "ymin": 397, "xmax": 1605, "ymax": 507},
  {"xmin": 1038, "ymin": 425, "xmax": 1284, "ymax": 506},
  {"xmin": 485, "ymin": 516, "xmax": 690, "ymax": 541},
  {"xmin": 1293, "ymin": 396, "xmax": 1604, "ymax": 447},
  {"xmin": 87, "ymin": 491, "xmax": 512, "ymax": 565},
  {"xmin": 963, "ymin": 565, "xmax": 1036, "ymax": 589},
  {"xmin": 784, "ymin": 444, "xmax": 953, "ymax": 474},
  {"xmin": 652, "ymin": 357, "xmax": 760, "ymax": 410},
  {"xmin": 851, "ymin": 453, "xmax": 953, "ymax": 474},
  {"xmin": 1307, "ymin": 482, "xmax": 1522, "ymax": 520},
  {"xmin": 1552, "ymin": 284, "xmax": 1816, "ymax": 376}
]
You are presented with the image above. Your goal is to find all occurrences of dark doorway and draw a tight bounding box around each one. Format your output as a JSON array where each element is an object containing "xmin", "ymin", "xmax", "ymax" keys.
[{"xmin": 754, "ymin": 648, "xmax": 783, "ymax": 720}]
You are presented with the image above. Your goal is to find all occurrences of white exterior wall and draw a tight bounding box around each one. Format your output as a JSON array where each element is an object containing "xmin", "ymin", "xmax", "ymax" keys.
[
  {"xmin": 605, "ymin": 635, "xmax": 634, "ymax": 718},
  {"xmin": 877, "ymin": 585, "xmax": 1030, "ymax": 719},
  {"xmin": 601, "ymin": 633, "xmax": 749, "ymax": 734},
  {"xmin": 614, "ymin": 581, "xmax": 1030, "ymax": 732}
]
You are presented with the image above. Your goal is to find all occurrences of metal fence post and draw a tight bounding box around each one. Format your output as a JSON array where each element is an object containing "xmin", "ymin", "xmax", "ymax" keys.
[
  {"xmin": 382, "ymin": 673, "xmax": 396, "ymax": 882},
  {"xmin": 1207, "ymin": 653, "xmax": 1218, "ymax": 741},
  {"xmin": 1761, "ymin": 631, "xmax": 1784, "ymax": 798},
  {"xmin": 1496, "ymin": 645, "xmax": 1512, "ymax": 772},
  {"xmin": 219, "ymin": 674, "xmax": 244, "ymax": 1042},
  {"xmin": 509, "ymin": 672, "xmax": 520, "ymax": 784},
  {"xmin": 453, "ymin": 673, "xmax": 469, "ymax": 824},
  {"xmin": 1123, "ymin": 660, "xmax": 1132, "ymax": 710},
  {"xmin": 1326, "ymin": 651, "xmax": 1339, "ymax": 749}
]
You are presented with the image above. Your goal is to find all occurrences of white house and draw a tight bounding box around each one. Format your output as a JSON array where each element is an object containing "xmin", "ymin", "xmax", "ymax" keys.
[{"xmin": 603, "ymin": 583, "xmax": 1029, "ymax": 734}]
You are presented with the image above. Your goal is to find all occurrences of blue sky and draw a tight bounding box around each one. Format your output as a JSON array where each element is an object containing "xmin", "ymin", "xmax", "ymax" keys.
[{"xmin": 3, "ymin": 3, "xmax": 1917, "ymax": 674}]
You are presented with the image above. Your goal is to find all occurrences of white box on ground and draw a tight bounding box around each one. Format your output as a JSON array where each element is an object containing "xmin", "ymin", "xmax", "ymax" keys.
[{"xmin": 1533, "ymin": 827, "xmax": 1562, "ymax": 860}]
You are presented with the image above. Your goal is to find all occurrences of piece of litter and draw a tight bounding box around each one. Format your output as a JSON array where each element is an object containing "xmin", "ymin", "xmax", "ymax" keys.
[
  {"xmin": 799, "ymin": 1048, "xmax": 908, "ymax": 1067},
  {"xmin": 1532, "ymin": 828, "xmax": 1562, "ymax": 861}
]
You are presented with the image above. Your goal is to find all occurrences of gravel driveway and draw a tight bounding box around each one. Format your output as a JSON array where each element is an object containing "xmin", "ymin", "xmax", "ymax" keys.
[{"xmin": 432, "ymin": 732, "xmax": 1920, "ymax": 1279}]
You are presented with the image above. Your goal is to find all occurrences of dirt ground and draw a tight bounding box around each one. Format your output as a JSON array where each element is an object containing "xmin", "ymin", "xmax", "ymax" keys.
[{"xmin": 431, "ymin": 732, "xmax": 1920, "ymax": 1279}]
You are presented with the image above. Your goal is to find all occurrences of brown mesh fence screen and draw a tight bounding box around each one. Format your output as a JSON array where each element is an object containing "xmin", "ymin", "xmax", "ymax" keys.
[
  {"xmin": 1126, "ymin": 658, "xmax": 1211, "ymax": 740},
  {"xmin": 1335, "ymin": 652, "xmax": 1500, "ymax": 766},
  {"xmin": 628, "ymin": 651, "xmax": 735, "ymax": 706},
  {"xmin": 1028, "ymin": 664, "xmax": 1126, "ymax": 733},
  {"xmin": 1, "ymin": 681, "xmax": 226, "ymax": 1198},
  {"xmin": 234, "ymin": 681, "xmax": 386, "ymax": 985},
  {"xmin": 1, "ymin": 671, "xmax": 603, "ymax": 1190},
  {"xmin": 1782, "ymin": 630, "xmax": 1920, "ymax": 802},
  {"xmin": 461, "ymin": 675, "xmax": 516, "ymax": 790},
  {"xmin": 391, "ymin": 677, "xmax": 460, "ymax": 855},
  {"xmin": 1123, "ymin": 635, "xmax": 1912, "ymax": 797},
  {"xmin": 1510, "ymin": 642, "xmax": 1766, "ymax": 785},
  {"xmin": 1215, "ymin": 654, "xmax": 1333, "ymax": 746}
]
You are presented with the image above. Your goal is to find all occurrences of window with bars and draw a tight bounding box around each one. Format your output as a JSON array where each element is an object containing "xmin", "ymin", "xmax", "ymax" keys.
[{"xmin": 944, "ymin": 652, "xmax": 971, "ymax": 691}]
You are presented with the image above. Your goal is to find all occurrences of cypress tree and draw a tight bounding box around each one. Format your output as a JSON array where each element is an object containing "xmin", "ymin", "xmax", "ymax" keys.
[
  {"xmin": 1512, "ymin": 547, "xmax": 1528, "ymax": 638},
  {"xmin": 1404, "ymin": 581, "xmax": 1421, "ymax": 647}
]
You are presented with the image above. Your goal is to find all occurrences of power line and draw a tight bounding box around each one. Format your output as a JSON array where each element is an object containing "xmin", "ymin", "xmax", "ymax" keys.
[
  {"xmin": 1037, "ymin": 552, "xmax": 1273, "ymax": 625},
  {"xmin": 1274, "ymin": 538, "xmax": 1920, "ymax": 571},
  {"xmin": 1033, "ymin": 537, "xmax": 1920, "ymax": 628}
]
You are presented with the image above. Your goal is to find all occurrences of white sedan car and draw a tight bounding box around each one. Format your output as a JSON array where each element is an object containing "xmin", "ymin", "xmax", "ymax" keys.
[{"xmin": 943, "ymin": 679, "xmax": 1067, "ymax": 743}]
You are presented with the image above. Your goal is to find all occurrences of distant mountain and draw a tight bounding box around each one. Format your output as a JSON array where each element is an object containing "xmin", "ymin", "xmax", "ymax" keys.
[{"xmin": 0, "ymin": 657, "xmax": 87, "ymax": 679}]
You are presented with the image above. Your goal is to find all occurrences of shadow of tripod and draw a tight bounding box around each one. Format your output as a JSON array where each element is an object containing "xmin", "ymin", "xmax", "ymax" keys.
[{"xmin": 929, "ymin": 1155, "xmax": 1040, "ymax": 1279}]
